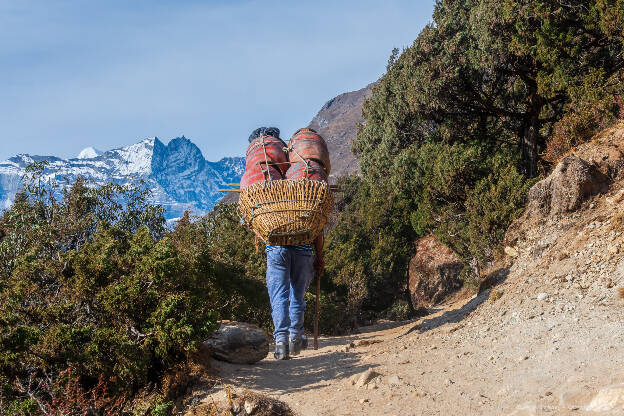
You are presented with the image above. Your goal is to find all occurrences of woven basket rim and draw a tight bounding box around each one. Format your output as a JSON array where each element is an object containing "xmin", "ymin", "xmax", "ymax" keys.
[{"xmin": 238, "ymin": 179, "xmax": 333, "ymax": 245}]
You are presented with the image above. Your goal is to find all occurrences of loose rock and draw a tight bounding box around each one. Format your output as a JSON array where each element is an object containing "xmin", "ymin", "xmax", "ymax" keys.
[
  {"xmin": 505, "ymin": 246, "xmax": 519, "ymax": 257},
  {"xmin": 244, "ymin": 400, "xmax": 257, "ymax": 415},
  {"xmin": 585, "ymin": 383, "xmax": 624, "ymax": 412},
  {"xmin": 408, "ymin": 235, "xmax": 463, "ymax": 310},
  {"xmin": 525, "ymin": 154, "xmax": 608, "ymax": 217},
  {"xmin": 355, "ymin": 369, "xmax": 381, "ymax": 388},
  {"xmin": 387, "ymin": 375, "xmax": 402, "ymax": 385},
  {"xmin": 204, "ymin": 321, "xmax": 269, "ymax": 364}
]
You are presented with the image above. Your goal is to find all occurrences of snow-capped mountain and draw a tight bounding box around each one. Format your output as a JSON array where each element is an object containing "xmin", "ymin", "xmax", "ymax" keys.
[
  {"xmin": 77, "ymin": 146, "xmax": 102, "ymax": 159},
  {"xmin": 0, "ymin": 137, "xmax": 244, "ymax": 219}
]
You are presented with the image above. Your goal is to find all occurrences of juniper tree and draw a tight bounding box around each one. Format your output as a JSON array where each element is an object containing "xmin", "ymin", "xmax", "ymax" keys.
[{"xmin": 356, "ymin": 0, "xmax": 624, "ymax": 178}]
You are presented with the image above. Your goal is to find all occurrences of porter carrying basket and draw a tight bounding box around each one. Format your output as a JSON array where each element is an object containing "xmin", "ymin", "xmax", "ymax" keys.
[{"xmin": 238, "ymin": 179, "xmax": 333, "ymax": 246}]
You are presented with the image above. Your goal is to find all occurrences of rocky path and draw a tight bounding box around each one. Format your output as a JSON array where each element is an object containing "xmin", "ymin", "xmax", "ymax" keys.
[{"xmin": 193, "ymin": 285, "xmax": 624, "ymax": 416}]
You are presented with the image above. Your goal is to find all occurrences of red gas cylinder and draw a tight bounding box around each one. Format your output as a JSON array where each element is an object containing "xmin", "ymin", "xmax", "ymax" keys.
[
  {"xmin": 285, "ymin": 160, "xmax": 328, "ymax": 182},
  {"xmin": 288, "ymin": 128, "xmax": 331, "ymax": 175},
  {"xmin": 240, "ymin": 164, "xmax": 283, "ymax": 189},
  {"xmin": 246, "ymin": 135, "xmax": 289, "ymax": 175}
]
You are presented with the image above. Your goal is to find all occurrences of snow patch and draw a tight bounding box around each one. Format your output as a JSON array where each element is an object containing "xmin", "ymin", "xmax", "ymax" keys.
[{"xmin": 77, "ymin": 147, "xmax": 103, "ymax": 159}]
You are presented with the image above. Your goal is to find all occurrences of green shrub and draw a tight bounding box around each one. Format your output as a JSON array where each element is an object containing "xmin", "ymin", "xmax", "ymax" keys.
[
  {"xmin": 200, "ymin": 204, "xmax": 272, "ymax": 330},
  {"xmin": 323, "ymin": 175, "xmax": 415, "ymax": 315},
  {"xmin": 382, "ymin": 299, "xmax": 412, "ymax": 321},
  {"xmin": 303, "ymin": 290, "xmax": 351, "ymax": 335},
  {"xmin": 0, "ymin": 168, "xmax": 219, "ymax": 414},
  {"xmin": 151, "ymin": 400, "xmax": 174, "ymax": 416},
  {"xmin": 400, "ymin": 142, "xmax": 533, "ymax": 263},
  {"xmin": 544, "ymin": 68, "xmax": 622, "ymax": 164},
  {"xmin": 464, "ymin": 159, "xmax": 536, "ymax": 262},
  {"xmin": 321, "ymin": 141, "xmax": 532, "ymax": 322}
]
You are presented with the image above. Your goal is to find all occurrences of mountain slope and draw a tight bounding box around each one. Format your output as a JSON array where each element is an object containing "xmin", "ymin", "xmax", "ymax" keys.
[
  {"xmin": 0, "ymin": 137, "xmax": 244, "ymax": 220},
  {"xmin": 308, "ymin": 83, "xmax": 373, "ymax": 177}
]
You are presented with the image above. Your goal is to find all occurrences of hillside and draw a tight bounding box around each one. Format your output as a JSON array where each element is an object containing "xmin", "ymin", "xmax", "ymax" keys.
[
  {"xmin": 308, "ymin": 84, "xmax": 373, "ymax": 177},
  {"xmin": 186, "ymin": 124, "xmax": 624, "ymax": 415},
  {"xmin": 0, "ymin": 137, "xmax": 244, "ymax": 220}
]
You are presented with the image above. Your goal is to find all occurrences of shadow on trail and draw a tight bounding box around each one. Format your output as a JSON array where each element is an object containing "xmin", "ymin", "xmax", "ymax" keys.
[
  {"xmin": 357, "ymin": 320, "xmax": 410, "ymax": 334},
  {"xmin": 416, "ymin": 291, "xmax": 488, "ymax": 332},
  {"xmin": 399, "ymin": 267, "xmax": 510, "ymax": 337},
  {"xmin": 295, "ymin": 320, "xmax": 410, "ymax": 350},
  {"xmin": 218, "ymin": 348, "xmax": 378, "ymax": 394}
]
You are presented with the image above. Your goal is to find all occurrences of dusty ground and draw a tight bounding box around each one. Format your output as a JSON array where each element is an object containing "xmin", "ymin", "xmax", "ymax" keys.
[
  {"xmin": 197, "ymin": 289, "xmax": 623, "ymax": 416},
  {"xmin": 186, "ymin": 126, "xmax": 624, "ymax": 416},
  {"xmin": 188, "ymin": 191, "xmax": 624, "ymax": 415}
]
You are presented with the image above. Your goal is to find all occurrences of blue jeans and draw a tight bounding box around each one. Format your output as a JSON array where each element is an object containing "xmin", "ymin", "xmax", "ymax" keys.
[{"xmin": 266, "ymin": 246, "xmax": 315, "ymax": 343}]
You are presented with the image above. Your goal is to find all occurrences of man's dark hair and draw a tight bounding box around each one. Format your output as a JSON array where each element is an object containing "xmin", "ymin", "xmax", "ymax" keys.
[{"xmin": 249, "ymin": 127, "xmax": 280, "ymax": 143}]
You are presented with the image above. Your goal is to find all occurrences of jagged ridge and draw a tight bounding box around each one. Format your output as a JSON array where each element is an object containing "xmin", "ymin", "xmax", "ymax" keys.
[{"xmin": 0, "ymin": 137, "xmax": 244, "ymax": 220}]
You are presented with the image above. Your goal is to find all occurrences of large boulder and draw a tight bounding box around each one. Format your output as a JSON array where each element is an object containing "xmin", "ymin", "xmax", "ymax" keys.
[
  {"xmin": 408, "ymin": 235, "xmax": 463, "ymax": 311},
  {"xmin": 506, "ymin": 124, "xmax": 624, "ymax": 246},
  {"xmin": 204, "ymin": 321, "xmax": 269, "ymax": 364},
  {"xmin": 573, "ymin": 123, "xmax": 624, "ymax": 181},
  {"xmin": 526, "ymin": 154, "xmax": 608, "ymax": 218}
]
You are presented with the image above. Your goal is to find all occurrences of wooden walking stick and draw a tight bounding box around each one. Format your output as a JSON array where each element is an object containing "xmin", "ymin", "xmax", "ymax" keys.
[{"xmin": 314, "ymin": 269, "xmax": 321, "ymax": 350}]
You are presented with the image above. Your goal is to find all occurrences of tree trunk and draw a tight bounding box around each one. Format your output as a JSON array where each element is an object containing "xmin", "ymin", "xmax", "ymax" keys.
[
  {"xmin": 521, "ymin": 90, "xmax": 544, "ymax": 177},
  {"xmin": 522, "ymin": 114, "xmax": 539, "ymax": 177}
]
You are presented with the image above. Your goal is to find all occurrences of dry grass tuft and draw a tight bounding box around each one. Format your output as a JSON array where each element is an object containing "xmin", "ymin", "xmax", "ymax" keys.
[{"xmin": 489, "ymin": 289, "xmax": 504, "ymax": 303}]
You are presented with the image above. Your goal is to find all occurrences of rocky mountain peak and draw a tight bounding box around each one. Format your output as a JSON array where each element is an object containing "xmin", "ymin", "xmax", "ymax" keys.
[
  {"xmin": 152, "ymin": 136, "xmax": 206, "ymax": 177},
  {"xmin": 0, "ymin": 136, "xmax": 244, "ymax": 220}
]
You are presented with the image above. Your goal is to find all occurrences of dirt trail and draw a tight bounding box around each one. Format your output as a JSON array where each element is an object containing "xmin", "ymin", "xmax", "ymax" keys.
[
  {"xmin": 193, "ymin": 186, "xmax": 624, "ymax": 415},
  {"xmin": 200, "ymin": 287, "xmax": 623, "ymax": 416}
]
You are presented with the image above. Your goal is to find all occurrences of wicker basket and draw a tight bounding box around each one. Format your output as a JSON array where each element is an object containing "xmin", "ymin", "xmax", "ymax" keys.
[{"xmin": 238, "ymin": 179, "xmax": 333, "ymax": 245}]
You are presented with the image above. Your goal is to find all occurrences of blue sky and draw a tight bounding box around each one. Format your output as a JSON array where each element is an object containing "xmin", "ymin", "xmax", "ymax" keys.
[{"xmin": 0, "ymin": 0, "xmax": 434, "ymax": 162}]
